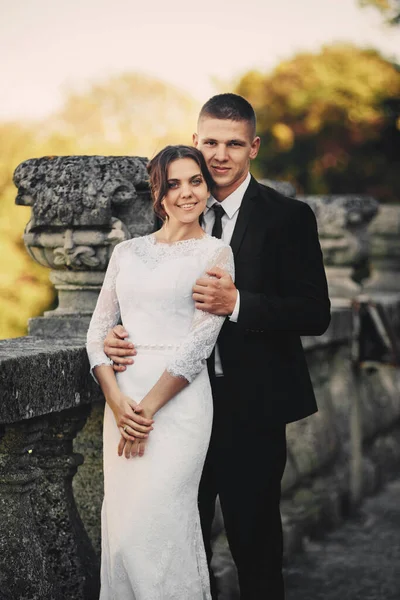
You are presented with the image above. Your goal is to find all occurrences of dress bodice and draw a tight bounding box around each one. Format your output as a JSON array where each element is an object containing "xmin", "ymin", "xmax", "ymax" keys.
[{"xmin": 86, "ymin": 234, "xmax": 234, "ymax": 382}]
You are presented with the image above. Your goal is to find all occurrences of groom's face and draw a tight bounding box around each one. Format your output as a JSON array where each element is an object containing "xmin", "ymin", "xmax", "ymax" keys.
[{"xmin": 193, "ymin": 117, "xmax": 260, "ymax": 201}]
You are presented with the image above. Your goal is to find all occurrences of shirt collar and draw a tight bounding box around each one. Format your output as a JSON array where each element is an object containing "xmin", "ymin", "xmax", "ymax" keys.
[{"xmin": 206, "ymin": 172, "xmax": 251, "ymax": 218}]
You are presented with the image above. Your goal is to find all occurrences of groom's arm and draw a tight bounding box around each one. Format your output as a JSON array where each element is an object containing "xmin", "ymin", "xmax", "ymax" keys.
[{"xmin": 194, "ymin": 202, "xmax": 330, "ymax": 336}]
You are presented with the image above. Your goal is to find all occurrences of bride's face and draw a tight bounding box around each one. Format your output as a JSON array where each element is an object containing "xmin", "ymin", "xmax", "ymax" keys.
[{"xmin": 161, "ymin": 158, "xmax": 209, "ymax": 224}]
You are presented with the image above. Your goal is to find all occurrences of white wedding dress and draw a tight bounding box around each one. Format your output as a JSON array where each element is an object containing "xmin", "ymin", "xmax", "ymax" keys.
[{"xmin": 86, "ymin": 233, "xmax": 234, "ymax": 600}]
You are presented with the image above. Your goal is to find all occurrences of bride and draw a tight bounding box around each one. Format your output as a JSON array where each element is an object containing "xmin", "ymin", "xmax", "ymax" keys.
[{"xmin": 86, "ymin": 145, "xmax": 234, "ymax": 599}]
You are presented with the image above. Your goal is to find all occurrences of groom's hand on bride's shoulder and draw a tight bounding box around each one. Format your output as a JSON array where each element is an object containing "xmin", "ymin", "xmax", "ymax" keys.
[
  {"xmin": 104, "ymin": 325, "xmax": 137, "ymax": 372},
  {"xmin": 193, "ymin": 267, "xmax": 237, "ymax": 316}
]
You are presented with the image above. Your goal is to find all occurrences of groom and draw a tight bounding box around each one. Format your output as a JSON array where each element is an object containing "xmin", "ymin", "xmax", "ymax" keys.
[{"xmin": 103, "ymin": 94, "xmax": 331, "ymax": 599}]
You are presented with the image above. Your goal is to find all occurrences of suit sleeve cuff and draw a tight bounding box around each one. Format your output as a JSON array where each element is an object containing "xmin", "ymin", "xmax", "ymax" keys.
[{"xmin": 229, "ymin": 290, "xmax": 240, "ymax": 323}]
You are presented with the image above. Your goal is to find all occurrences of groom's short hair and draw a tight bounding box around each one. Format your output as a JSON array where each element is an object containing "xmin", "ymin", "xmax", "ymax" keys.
[{"xmin": 198, "ymin": 93, "xmax": 256, "ymax": 138}]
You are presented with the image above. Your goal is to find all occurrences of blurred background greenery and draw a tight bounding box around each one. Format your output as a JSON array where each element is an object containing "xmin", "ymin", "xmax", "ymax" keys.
[{"xmin": 1, "ymin": 0, "xmax": 399, "ymax": 338}]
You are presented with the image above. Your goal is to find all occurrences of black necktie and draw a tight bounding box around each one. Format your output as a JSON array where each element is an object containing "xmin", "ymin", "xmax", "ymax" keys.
[
  {"xmin": 209, "ymin": 203, "xmax": 226, "ymax": 380},
  {"xmin": 211, "ymin": 203, "xmax": 225, "ymax": 239}
]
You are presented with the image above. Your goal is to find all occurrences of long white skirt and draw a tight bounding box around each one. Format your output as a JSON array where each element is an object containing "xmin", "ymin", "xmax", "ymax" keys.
[{"xmin": 100, "ymin": 348, "xmax": 213, "ymax": 600}]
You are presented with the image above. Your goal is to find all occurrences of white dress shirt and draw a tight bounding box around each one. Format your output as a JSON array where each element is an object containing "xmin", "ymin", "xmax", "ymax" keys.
[{"xmin": 202, "ymin": 172, "xmax": 251, "ymax": 376}]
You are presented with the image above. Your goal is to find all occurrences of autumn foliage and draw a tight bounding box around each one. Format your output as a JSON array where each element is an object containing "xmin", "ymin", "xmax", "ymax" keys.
[{"xmin": 236, "ymin": 44, "xmax": 400, "ymax": 201}]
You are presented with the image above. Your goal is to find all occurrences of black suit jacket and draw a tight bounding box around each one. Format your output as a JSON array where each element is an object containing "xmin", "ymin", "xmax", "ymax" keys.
[{"xmin": 212, "ymin": 176, "xmax": 331, "ymax": 425}]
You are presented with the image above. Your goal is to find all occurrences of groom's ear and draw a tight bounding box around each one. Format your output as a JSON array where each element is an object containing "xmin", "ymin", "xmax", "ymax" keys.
[
  {"xmin": 193, "ymin": 133, "xmax": 199, "ymax": 147},
  {"xmin": 249, "ymin": 136, "xmax": 261, "ymax": 160}
]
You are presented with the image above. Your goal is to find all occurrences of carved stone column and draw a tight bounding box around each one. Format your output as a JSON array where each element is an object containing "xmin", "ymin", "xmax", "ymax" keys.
[
  {"xmin": 299, "ymin": 195, "xmax": 379, "ymax": 301},
  {"xmin": 0, "ymin": 337, "xmax": 103, "ymax": 599},
  {"xmin": 32, "ymin": 406, "xmax": 99, "ymax": 599},
  {"xmin": 0, "ymin": 418, "xmax": 57, "ymax": 600},
  {"xmin": 364, "ymin": 204, "xmax": 400, "ymax": 294},
  {"xmin": 13, "ymin": 155, "xmax": 153, "ymax": 338}
]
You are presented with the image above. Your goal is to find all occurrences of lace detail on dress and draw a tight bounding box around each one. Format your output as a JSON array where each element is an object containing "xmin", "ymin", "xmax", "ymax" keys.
[
  {"xmin": 131, "ymin": 234, "xmax": 213, "ymax": 270},
  {"xmin": 86, "ymin": 244, "xmax": 121, "ymax": 374},
  {"xmin": 166, "ymin": 244, "xmax": 235, "ymax": 382}
]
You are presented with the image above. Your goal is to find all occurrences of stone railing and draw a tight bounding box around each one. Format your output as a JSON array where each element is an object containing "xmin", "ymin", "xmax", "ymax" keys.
[
  {"xmin": 1, "ymin": 155, "xmax": 400, "ymax": 599},
  {"xmin": 0, "ymin": 338, "xmax": 101, "ymax": 600}
]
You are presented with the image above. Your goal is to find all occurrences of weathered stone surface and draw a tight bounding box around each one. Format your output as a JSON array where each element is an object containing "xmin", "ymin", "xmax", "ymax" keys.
[
  {"xmin": 28, "ymin": 315, "xmax": 92, "ymax": 338},
  {"xmin": 327, "ymin": 340, "xmax": 400, "ymax": 453},
  {"xmin": 0, "ymin": 420, "xmax": 57, "ymax": 600},
  {"xmin": 299, "ymin": 195, "xmax": 379, "ymax": 298},
  {"xmin": 32, "ymin": 407, "xmax": 99, "ymax": 599},
  {"xmin": 286, "ymin": 347, "xmax": 338, "ymax": 484},
  {"xmin": 73, "ymin": 401, "xmax": 104, "ymax": 556},
  {"xmin": 298, "ymin": 195, "xmax": 378, "ymax": 265},
  {"xmin": 0, "ymin": 337, "xmax": 101, "ymax": 424},
  {"xmin": 259, "ymin": 178, "xmax": 297, "ymax": 197},
  {"xmin": 0, "ymin": 339, "xmax": 102, "ymax": 599},
  {"xmin": 364, "ymin": 204, "xmax": 400, "ymax": 293},
  {"xmin": 13, "ymin": 156, "xmax": 155, "ymax": 337},
  {"xmin": 14, "ymin": 155, "xmax": 150, "ymax": 231}
]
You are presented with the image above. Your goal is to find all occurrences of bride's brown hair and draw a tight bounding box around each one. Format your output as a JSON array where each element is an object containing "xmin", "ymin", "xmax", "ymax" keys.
[{"xmin": 147, "ymin": 145, "xmax": 214, "ymax": 220}]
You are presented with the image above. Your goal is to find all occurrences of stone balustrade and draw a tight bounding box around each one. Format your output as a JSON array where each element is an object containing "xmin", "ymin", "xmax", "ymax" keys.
[
  {"xmin": 0, "ymin": 338, "xmax": 101, "ymax": 600},
  {"xmin": 0, "ymin": 155, "xmax": 399, "ymax": 599}
]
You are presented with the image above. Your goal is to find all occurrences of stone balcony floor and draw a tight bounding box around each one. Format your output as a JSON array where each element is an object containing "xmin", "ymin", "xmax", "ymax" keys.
[{"xmin": 285, "ymin": 478, "xmax": 400, "ymax": 600}]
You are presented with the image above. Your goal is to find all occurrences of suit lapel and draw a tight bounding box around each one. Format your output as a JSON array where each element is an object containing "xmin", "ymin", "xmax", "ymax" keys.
[{"xmin": 230, "ymin": 175, "xmax": 259, "ymax": 258}]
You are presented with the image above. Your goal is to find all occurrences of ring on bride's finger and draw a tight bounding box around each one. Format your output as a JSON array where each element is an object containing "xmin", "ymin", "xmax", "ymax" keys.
[{"xmin": 123, "ymin": 426, "xmax": 128, "ymax": 432}]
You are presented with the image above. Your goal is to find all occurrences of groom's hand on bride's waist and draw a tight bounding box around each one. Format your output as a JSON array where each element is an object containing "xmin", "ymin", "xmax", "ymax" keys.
[
  {"xmin": 104, "ymin": 325, "xmax": 136, "ymax": 372},
  {"xmin": 193, "ymin": 267, "xmax": 237, "ymax": 316}
]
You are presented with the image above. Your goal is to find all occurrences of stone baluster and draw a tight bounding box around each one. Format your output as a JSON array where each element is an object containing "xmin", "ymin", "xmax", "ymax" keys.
[
  {"xmin": 0, "ymin": 417, "xmax": 57, "ymax": 599},
  {"xmin": 32, "ymin": 406, "xmax": 99, "ymax": 599},
  {"xmin": 13, "ymin": 155, "xmax": 153, "ymax": 338},
  {"xmin": 298, "ymin": 195, "xmax": 379, "ymax": 304},
  {"xmin": 363, "ymin": 204, "xmax": 400, "ymax": 295}
]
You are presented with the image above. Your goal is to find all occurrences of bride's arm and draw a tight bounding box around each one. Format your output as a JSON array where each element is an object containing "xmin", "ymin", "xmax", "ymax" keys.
[{"xmin": 86, "ymin": 244, "xmax": 121, "ymax": 375}]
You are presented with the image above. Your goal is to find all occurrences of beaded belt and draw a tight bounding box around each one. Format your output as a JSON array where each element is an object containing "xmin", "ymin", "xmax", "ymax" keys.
[{"xmin": 133, "ymin": 343, "xmax": 181, "ymax": 354}]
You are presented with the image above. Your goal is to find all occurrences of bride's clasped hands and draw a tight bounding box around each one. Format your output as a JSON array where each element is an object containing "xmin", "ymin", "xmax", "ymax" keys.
[{"xmin": 105, "ymin": 390, "xmax": 154, "ymax": 457}]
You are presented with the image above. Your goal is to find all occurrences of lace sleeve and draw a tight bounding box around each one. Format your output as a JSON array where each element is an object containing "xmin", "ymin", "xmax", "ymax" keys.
[
  {"xmin": 166, "ymin": 244, "xmax": 235, "ymax": 383},
  {"xmin": 86, "ymin": 244, "xmax": 121, "ymax": 375}
]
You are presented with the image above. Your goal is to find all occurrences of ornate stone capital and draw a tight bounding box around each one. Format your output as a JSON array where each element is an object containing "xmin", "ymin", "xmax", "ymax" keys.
[
  {"xmin": 14, "ymin": 155, "xmax": 150, "ymax": 230},
  {"xmin": 14, "ymin": 156, "xmax": 154, "ymax": 337}
]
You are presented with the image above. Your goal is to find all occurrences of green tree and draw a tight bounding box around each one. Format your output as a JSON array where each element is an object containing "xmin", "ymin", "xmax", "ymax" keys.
[
  {"xmin": 359, "ymin": 0, "xmax": 400, "ymax": 25},
  {"xmin": 236, "ymin": 44, "xmax": 400, "ymax": 201}
]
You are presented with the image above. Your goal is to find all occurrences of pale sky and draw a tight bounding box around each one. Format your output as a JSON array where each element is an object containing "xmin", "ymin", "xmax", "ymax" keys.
[{"xmin": 1, "ymin": 0, "xmax": 399, "ymax": 121}]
